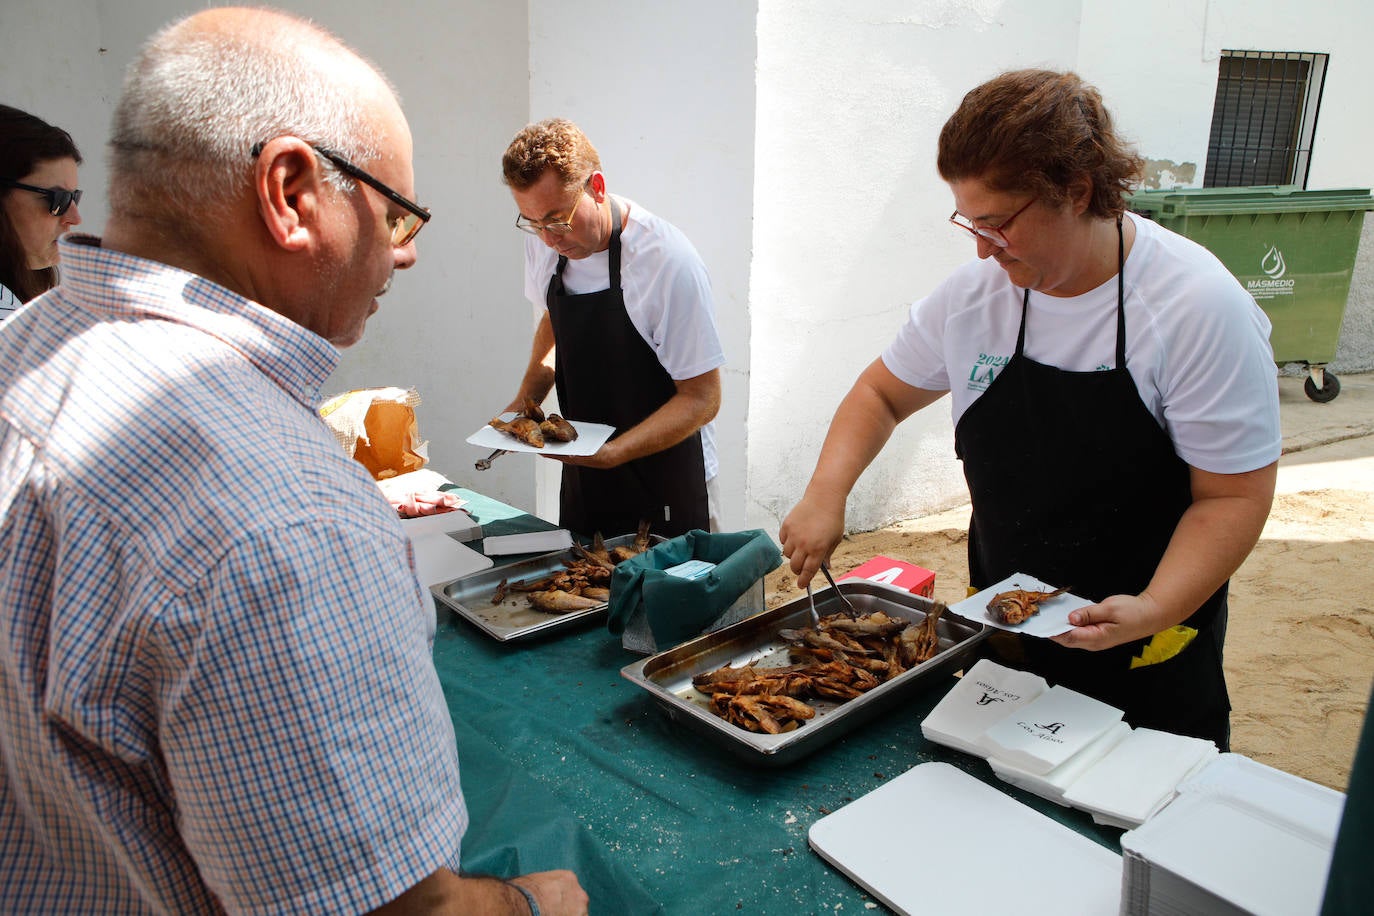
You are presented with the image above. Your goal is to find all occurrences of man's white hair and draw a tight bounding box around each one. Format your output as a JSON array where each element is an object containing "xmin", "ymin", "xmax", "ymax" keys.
[{"xmin": 109, "ymin": 8, "xmax": 396, "ymax": 222}]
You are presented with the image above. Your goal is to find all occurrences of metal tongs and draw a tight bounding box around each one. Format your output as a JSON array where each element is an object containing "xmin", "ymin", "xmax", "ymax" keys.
[
  {"xmin": 804, "ymin": 581, "xmax": 821, "ymax": 628},
  {"xmin": 820, "ymin": 562, "xmax": 860, "ymax": 617},
  {"xmin": 804, "ymin": 561, "xmax": 860, "ymax": 628},
  {"xmin": 474, "ymin": 448, "xmax": 509, "ymax": 471}
]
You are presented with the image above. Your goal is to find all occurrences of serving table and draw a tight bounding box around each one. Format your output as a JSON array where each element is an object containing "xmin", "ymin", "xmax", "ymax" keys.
[{"xmin": 433, "ymin": 487, "xmax": 1120, "ymax": 914}]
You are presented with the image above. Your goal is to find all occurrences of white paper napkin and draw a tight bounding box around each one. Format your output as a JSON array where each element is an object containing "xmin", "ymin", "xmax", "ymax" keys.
[
  {"xmin": 989, "ymin": 720, "xmax": 1133, "ymax": 806},
  {"xmin": 1061, "ymin": 727, "xmax": 1218, "ymax": 828},
  {"xmin": 977, "ymin": 684, "xmax": 1124, "ymax": 775},
  {"xmin": 921, "ymin": 659, "xmax": 1050, "ymax": 757}
]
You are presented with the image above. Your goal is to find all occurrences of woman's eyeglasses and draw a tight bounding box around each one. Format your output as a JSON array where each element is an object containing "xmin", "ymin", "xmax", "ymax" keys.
[
  {"xmin": 1, "ymin": 177, "xmax": 82, "ymax": 216},
  {"xmin": 949, "ymin": 197, "xmax": 1036, "ymax": 248}
]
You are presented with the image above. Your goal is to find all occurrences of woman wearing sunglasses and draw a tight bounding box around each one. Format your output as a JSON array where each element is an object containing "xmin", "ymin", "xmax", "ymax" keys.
[
  {"xmin": 1, "ymin": 104, "xmax": 83, "ymax": 318},
  {"xmin": 781, "ymin": 70, "xmax": 1280, "ymax": 749}
]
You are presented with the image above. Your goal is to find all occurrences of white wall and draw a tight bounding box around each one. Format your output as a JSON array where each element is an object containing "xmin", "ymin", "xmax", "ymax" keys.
[
  {"xmin": 747, "ymin": 0, "xmax": 1084, "ymax": 536},
  {"xmin": 0, "ymin": 0, "xmax": 534, "ymax": 504}
]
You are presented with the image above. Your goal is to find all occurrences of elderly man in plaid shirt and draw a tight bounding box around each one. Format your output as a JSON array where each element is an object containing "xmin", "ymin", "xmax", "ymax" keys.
[{"xmin": 0, "ymin": 7, "xmax": 586, "ymax": 916}]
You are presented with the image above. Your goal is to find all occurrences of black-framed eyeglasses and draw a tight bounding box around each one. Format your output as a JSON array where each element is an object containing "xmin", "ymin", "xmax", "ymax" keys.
[
  {"xmin": 0, "ymin": 177, "xmax": 83, "ymax": 216},
  {"xmin": 949, "ymin": 196, "xmax": 1036, "ymax": 248},
  {"xmin": 514, "ymin": 185, "xmax": 587, "ymax": 236},
  {"xmin": 250, "ymin": 141, "xmax": 431, "ymax": 246}
]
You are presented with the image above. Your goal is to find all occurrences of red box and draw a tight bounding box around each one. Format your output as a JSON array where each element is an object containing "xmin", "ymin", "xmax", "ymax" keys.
[{"xmin": 835, "ymin": 555, "xmax": 936, "ymax": 597}]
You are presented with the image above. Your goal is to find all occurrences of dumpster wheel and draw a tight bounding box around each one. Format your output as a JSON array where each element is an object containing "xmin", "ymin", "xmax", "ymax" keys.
[{"xmin": 1303, "ymin": 366, "xmax": 1341, "ymax": 403}]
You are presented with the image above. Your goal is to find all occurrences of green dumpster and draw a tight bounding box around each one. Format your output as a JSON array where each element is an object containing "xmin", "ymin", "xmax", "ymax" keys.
[{"xmin": 1129, "ymin": 186, "xmax": 1374, "ymax": 402}]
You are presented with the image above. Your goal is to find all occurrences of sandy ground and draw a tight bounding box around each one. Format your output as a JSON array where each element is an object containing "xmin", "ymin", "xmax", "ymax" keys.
[{"xmin": 764, "ymin": 373, "xmax": 1374, "ymax": 792}]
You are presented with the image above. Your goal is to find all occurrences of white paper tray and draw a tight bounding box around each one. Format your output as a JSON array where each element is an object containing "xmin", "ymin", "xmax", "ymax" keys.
[
  {"xmin": 947, "ymin": 572, "xmax": 1091, "ymax": 638},
  {"xmin": 466, "ymin": 414, "xmax": 614, "ymax": 458},
  {"xmin": 809, "ymin": 762, "xmax": 1122, "ymax": 915}
]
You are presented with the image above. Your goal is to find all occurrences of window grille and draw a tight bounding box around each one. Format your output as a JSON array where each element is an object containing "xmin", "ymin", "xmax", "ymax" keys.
[{"xmin": 1204, "ymin": 50, "xmax": 1328, "ymax": 188}]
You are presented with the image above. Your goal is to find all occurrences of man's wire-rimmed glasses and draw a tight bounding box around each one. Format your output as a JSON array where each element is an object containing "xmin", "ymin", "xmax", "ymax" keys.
[
  {"xmin": 949, "ymin": 196, "xmax": 1036, "ymax": 248},
  {"xmin": 0, "ymin": 177, "xmax": 82, "ymax": 216},
  {"xmin": 250, "ymin": 141, "xmax": 431, "ymax": 246},
  {"xmin": 514, "ymin": 185, "xmax": 588, "ymax": 236}
]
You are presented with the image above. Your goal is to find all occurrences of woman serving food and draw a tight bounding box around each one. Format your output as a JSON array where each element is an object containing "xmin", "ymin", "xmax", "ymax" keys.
[{"xmin": 780, "ymin": 69, "xmax": 1280, "ymax": 749}]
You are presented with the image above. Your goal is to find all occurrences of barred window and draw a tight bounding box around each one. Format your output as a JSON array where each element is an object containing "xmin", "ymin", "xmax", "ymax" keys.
[{"xmin": 1204, "ymin": 50, "xmax": 1328, "ymax": 188}]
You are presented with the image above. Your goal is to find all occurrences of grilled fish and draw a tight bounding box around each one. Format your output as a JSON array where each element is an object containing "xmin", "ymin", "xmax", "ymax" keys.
[
  {"xmin": 528, "ymin": 589, "xmax": 602, "ymax": 614},
  {"xmin": 987, "ymin": 585, "xmax": 1071, "ymax": 625},
  {"xmin": 539, "ymin": 414, "xmax": 579, "ymax": 442},
  {"xmin": 520, "ymin": 397, "xmax": 545, "ymax": 423},
  {"xmin": 489, "ymin": 415, "xmax": 545, "ymax": 448}
]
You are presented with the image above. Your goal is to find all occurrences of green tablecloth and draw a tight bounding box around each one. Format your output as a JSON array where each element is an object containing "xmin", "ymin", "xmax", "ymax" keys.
[{"xmin": 431, "ymin": 488, "xmax": 1121, "ymax": 914}]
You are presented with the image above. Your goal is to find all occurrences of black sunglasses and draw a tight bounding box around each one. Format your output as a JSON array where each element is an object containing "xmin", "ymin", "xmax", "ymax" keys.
[
  {"xmin": 1, "ymin": 177, "xmax": 82, "ymax": 216},
  {"xmin": 250, "ymin": 141, "xmax": 430, "ymax": 246}
]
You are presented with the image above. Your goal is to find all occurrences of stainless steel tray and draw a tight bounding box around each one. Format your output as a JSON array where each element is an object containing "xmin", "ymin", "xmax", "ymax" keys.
[
  {"xmin": 620, "ymin": 580, "xmax": 988, "ymax": 766},
  {"xmin": 431, "ymin": 533, "xmax": 663, "ymax": 642}
]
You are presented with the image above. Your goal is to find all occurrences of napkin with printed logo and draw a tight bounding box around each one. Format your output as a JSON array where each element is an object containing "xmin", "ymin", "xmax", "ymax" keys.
[
  {"xmin": 989, "ymin": 720, "xmax": 1133, "ymax": 805},
  {"xmin": 976, "ymin": 684, "xmax": 1124, "ymax": 775},
  {"xmin": 921, "ymin": 659, "xmax": 1050, "ymax": 757}
]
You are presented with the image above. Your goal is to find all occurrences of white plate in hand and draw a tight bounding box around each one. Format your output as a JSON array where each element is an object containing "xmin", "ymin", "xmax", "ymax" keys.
[
  {"xmin": 946, "ymin": 572, "xmax": 1091, "ymax": 638},
  {"xmin": 466, "ymin": 414, "xmax": 614, "ymax": 458}
]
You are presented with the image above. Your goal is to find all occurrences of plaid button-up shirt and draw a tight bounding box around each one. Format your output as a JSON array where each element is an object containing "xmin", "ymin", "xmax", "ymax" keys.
[{"xmin": 0, "ymin": 236, "xmax": 467, "ymax": 914}]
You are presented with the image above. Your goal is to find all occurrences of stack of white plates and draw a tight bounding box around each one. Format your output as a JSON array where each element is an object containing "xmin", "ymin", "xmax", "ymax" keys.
[{"xmin": 1119, "ymin": 754, "xmax": 1345, "ymax": 915}]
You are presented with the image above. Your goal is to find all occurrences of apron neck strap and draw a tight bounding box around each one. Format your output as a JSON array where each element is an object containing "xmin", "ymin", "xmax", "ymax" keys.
[
  {"xmin": 1017, "ymin": 216, "xmax": 1127, "ymax": 368},
  {"xmin": 1114, "ymin": 214, "xmax": 1126, "ymax": 368},
  {"xmin": 607, "ymin": 196, "xmax": 623, "ymax": 289},
  {"xmin": 553, "ymin": 195, "xmax": 625, "ymax": 291}
]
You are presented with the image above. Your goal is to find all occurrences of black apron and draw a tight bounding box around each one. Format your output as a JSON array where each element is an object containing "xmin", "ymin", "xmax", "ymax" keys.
[
  {"xmin": 545, "ymin": 197, "xmax": 709, "ymax": 540},
  {"xmin": 954, "ymin": 219, "xmax": 1231, "ymax": 748}
]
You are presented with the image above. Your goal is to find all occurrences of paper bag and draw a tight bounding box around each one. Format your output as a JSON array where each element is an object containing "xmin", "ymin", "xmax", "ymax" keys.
[{"xmin": 320, "ymin": 387, "xmax": 427, "ymax": 480}]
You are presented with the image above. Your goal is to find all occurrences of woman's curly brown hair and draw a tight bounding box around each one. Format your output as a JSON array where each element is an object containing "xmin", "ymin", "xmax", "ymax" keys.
[
  {"xmin": 501, "ymin": 118, "xmax": 600, "ymax": 193},
  {"xmin": 937, "ymin": 69, "xmax": 1143, "ymax": 218}
]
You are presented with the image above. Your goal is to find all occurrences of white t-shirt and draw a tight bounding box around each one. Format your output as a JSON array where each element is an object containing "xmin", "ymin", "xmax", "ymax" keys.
[
  {"xmin": 881, "ymin": 212, "xmax": 1280, "ymax": 475},
  {"xmin": 523, "ymin": 196, "xmax": 725, "ymax": 477}
]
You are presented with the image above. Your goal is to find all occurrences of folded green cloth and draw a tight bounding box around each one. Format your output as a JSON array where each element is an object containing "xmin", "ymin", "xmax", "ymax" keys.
[{"xmin": 607, "ymin": 529, "xmax": 782, "ymax": 645}]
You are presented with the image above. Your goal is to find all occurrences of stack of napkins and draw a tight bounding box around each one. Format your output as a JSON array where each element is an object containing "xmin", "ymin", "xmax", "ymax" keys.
[
  {"xmin": 976, "ymin": 684, "xmax": 1124, "ymax": 775},
  {"xmin": 989, "ymin": 721, "xmax": 1132, "ymax": 807},
  {"xmin": 920, "ymin": 659, "xmax": 1049, "ymax": 757},
  {"xmin": 1119, "ymin": 754, "xmax": 1345, "ymax": 915},
  {"xmin": 1060, "ymin": 727, "xmax": 1218, "ymax": 828},
  {"xmin": 922, "ymin": 663, "xmax": 1231, "ymax": 833}
]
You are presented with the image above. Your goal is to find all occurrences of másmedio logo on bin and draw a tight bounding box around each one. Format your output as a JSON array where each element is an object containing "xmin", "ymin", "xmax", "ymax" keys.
[{"xmin": 1246, "ymin": 244, "xmax": 1296, "ymax": 299}]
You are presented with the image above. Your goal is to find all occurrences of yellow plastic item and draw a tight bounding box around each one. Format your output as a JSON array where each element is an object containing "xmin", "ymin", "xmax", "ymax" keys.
[{"xmin": 1130, "ymin": 625, "xmax": 1198, "ymax": 669}]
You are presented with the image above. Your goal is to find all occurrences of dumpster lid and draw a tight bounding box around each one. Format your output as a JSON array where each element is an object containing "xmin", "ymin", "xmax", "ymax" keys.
[{"xmin": 1129, "ymin": 186, "xmax": 1374, "ymax": 216}]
